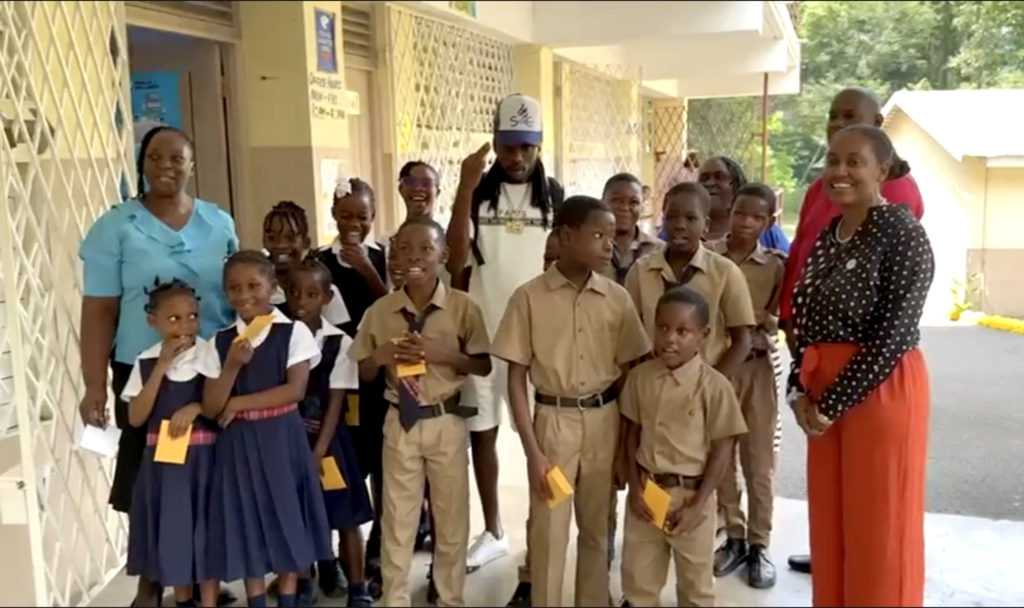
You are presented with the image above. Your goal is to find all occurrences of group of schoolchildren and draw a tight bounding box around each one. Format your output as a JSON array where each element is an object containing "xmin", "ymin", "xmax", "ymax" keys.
[{"xmin": 123, "ymin": 93, "xmax": 787, "ymax": 608}]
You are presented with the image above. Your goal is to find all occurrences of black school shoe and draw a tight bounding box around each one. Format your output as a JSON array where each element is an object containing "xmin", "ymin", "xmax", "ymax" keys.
[
  {"xmin": 190, "ymin": 583, "xmax": 237, "ymax": 606},
  {"xmin": 713, "ymin": 538, "xmax": 749, "ymax": 577},
  {"xmin": 788, "ymin": 553, "xmax": 812, "ymax": 574},
  {"xmin": 317, "ymin": 559, "xmax": 347, "ymax": 598},
  {"xmin": 505, "ymin": 581, "xmax": 531, "ymax": 607},
  {"xmin": 747, "ymin": 545, "xmax": 777, "ymax": 589}
]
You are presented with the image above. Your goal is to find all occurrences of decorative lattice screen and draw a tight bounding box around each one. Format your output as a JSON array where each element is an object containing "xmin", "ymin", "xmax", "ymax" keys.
[
  {"xmin": 686, "ymin": 96, "xmax": 763, "ymax": 180},
  {"xmin": 387, "ymin": 6, "xmax": 514, "ymax": 226},
  {"xmin": 557, "ymin": 62, "xmax": 641, "ymax": 199},
  {"xmin": 0, "ymin": 1, "xmax": 133, "ymax": 604},
  {"xmin": 653, "ymin": 100, "xmax": 689, "ymax": 211}
]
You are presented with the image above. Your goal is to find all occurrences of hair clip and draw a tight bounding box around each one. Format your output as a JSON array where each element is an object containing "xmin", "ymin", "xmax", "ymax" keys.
[{"xmin": 334, "ymin": 172, "xmax": 352, "ymax": 198}]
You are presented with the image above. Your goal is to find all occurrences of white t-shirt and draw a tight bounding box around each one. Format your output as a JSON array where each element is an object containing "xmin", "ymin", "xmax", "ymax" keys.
[
  {"xmin": 313, "ymin": 320, "xmax": 359, "ymax": 390},
  {"xmin": 463, "ymin": 183, "xmax": 550, "ymax": 424},
  {"xmin": 195, "ymin": 307, "xmax": 321, "ymax": 378}
]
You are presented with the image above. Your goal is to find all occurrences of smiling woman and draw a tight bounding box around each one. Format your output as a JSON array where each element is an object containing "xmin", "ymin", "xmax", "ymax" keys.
[{"xmin": 77, "ymin": 125, "xmax": 238, "ymax": 607}]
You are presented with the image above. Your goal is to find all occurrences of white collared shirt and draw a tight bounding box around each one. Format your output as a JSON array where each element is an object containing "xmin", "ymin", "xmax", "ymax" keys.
[
  {"xmin": 121, "ymin": 338, "xmax": 207, "ymax": 401},
  {"xmin": 195, "ymin": 307, "xmax": 321, "ymax": 378},
  {"xmin": 311, "ymin": 318, "xmax": 359, "ymax": 390}
]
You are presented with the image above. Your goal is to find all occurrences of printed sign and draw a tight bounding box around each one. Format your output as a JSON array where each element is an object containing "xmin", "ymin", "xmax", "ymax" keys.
[
  {"xmin": 315, "ymin": 8, "xmax": 338, "ymax": 73},
  {"xmin": 130, "ymin": 71, "xmax": 182, "ymax": 156}
]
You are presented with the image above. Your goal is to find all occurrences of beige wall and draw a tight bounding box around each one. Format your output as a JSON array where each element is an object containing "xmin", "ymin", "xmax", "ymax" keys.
[{"xmin": 969, "ymin": 166, "xmax": 1024, "ymax": 317}]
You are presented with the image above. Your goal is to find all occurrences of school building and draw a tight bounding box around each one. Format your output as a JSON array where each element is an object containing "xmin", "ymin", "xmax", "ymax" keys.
[{"xmin": 0, "ymin": 1, "xmax": 799, "ymax": 604}]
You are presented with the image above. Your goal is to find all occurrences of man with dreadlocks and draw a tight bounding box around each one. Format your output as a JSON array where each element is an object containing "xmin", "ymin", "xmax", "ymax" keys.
[{"xmin": 446, "ymin": 94, "xmax": 564, "ymax": 607}]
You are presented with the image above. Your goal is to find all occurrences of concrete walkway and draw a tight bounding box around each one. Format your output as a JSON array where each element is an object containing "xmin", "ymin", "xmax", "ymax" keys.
[{"xmin": 91, "ymin": 426, "xmax": 1024, "ymax": 607}]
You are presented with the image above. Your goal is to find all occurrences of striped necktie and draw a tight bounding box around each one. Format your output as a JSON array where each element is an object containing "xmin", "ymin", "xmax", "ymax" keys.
[{"xmin": 397, "ymin": 305, "xmax": 438, "ymax": 431}]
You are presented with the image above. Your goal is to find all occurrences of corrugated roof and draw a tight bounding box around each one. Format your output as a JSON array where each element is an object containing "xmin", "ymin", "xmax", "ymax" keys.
[{"xmin": 882, "ymin": 89, "xmax": 1024, "ymax": 160}]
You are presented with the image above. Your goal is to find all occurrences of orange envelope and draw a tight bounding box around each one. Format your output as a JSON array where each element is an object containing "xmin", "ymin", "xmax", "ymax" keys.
[
  {"xmin": 344, "ymin": 393, "xmax": 360, "ymax": 427},
  {"xmin": 545, "ymin": 466, "xmax": 574, "ymax": 509},
  {"xmin": 233, "ymin": 314, "xmax": 274, "ymax": 344},
  {"xmin": 320, "ymin": 456, "xmax": 347, "ymax": 490},
  {"xmin": 396, "ymin": 361, "xmax": 427, "ymax": 377},
  {"xmin": 153, "ymin": 420, "xmax": 191, "ymax": 465},
  {"xmin": 643, "ymin": 479, "xmax": 672, "ymax": 530}
]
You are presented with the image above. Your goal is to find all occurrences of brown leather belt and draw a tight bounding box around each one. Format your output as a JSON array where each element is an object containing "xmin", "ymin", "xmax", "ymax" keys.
[
  {"xmin": 388, "ymin": 393, "xmax": 477, "ymax": 419},
  {"xmin": 535, "ymin": 386, "xmax": 618, "ymax": 409},
  {"xmin": 642, "ymin": 466, "xmax": 702, "ymax": 490}
]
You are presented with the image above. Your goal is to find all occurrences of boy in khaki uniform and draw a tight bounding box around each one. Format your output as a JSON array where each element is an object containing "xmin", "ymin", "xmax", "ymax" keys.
[
  {"xmin": 708, "ymin": 184, "xmax": 786, "ymax": 588},
  {"xmin": 624, "ymin": 183, "xmax": 755, "ymax": 381},
  {"xmin": 492, "ymin": 196, "xmax": 650, "ymax": 607},
  {"xmin": 349, "ymin": 217, "xmax": 492, "ymax": 607},
  {"xmin": 620, "ymin": 287, "xmax": 747, "ymax": 607}
]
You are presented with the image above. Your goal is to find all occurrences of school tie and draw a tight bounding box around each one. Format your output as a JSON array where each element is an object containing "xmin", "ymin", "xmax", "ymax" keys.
[
  {"xmin": 662, "ymin": 265, "xmax": 698, "ymax": 291},
  {"xmin": 397, "ymin": 305, "xmax": 438, "ymax": 431}
]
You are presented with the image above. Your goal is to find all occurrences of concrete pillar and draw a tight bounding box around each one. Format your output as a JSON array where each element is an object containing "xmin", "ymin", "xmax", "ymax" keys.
[
  {"xmin": 236, "ymin": 0, "xmax": 349, "ymax": 247},
  {"xmin": 514, "ymin": 45, "xmax": 556, "ymax": 171}
]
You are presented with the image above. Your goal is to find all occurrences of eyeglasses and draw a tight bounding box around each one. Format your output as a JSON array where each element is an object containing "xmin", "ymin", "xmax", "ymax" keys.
[{"xmin": 399, "ymin": 176, "xmax": 438, "ymax": 190}]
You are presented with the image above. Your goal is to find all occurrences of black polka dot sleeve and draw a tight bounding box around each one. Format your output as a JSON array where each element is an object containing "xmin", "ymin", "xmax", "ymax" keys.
[{"xmin": 789, "ymin": 204, "xmax": 935, "ymax": 421}]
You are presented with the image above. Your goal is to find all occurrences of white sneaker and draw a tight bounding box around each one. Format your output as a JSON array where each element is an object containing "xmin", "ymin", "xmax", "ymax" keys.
[{"xmin": 466, "ymin": 531, "xmax": 509, "ymax": 572}]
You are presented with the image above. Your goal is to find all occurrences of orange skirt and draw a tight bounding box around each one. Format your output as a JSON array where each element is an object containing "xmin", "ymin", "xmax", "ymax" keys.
[{"xmin": 801, "ymin": 343, "xmax": 929, "ymax": 607}]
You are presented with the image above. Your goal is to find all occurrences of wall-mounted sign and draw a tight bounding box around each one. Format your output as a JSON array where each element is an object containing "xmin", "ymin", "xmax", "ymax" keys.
[
  {"xmin": 130, "ymin": 71, "xmax": 182, "ymax": 156},
  {"xmin": 309, "ymin": 72, "xmax": 346, "ymax": 121},
  {"xmin": 314, "ymin": 8, "xmax": 338, "ymax": 74},
  {"xmin": 449, "ymin": 1, "xmax": 477, "ymax": 18}
]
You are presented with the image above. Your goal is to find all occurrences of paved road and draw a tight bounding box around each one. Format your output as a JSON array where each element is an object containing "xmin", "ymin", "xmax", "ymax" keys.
[{"xmin": 774, "ymin": 324, "xmax": 1024, "ymax": 522}]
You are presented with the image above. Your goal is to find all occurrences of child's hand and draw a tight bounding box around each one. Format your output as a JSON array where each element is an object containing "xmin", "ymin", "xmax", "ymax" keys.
[
  {"xmin": 527, "ymin": 450, "xmax": 553, "ymax": 501},
  {"xmin": 157, "ymin": 336, "xmax": 192, "ymax": 368},
  {"xmin": 312, "ymin": 445, "xmax": 327, "ymax": 472},
  {"xmin": 226, "ymin": 339, "xmax": 254, "ymax": 367},
  {"xmin": 218, "ymin": 398, "xmax": 240, "ymax": 427},
  {"xmin": 340, "ymin": 235, "xmax": 373, "ymax": 274},
  {"xmin": 628, "ymin": 486, "xmax": 654, "ymax": 525},
  {"xmin": 665, "ymin": 497, "xmax": 707, "ymax": 536},
  {"xmin": 169, "ymin": 403, "xmax": 201, "ymax": 438},
  {"xmin": 402, "ymin": 332, "xmax": 454, "ymax": 366},
  {"xmin": 371, "ymin": 341, "xmax": 406, "ymax": 367}
]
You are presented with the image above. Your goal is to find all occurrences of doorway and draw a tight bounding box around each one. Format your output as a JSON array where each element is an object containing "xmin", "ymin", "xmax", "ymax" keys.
[{"xmin": 126, "ymin": 26, "xmax": 236, "ymax": 215}]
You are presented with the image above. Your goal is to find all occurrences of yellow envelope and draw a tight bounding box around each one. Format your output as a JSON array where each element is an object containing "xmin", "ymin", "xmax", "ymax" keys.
[
  {"xmin": 233, "ymin": 314, "xmax": 274, "ymax": 344},
  {"xmin": 344, "ymin": 393, "xmax": 360, "ymax": 427},
  {"xmin": 545, "ymin": 466, "xmax": 574, "ymax": 509},
  {"xmin": 396, "ymin": 361, "xmax": 427, "ymax": 378},
  {"xmin": 643, "ymin": 479, "xmax": 672, "ymax": 530},
  {"xmin": 153, "ymin": 420, "xmax": 191, "ymax": 465},
  {"xmin": 320, "ymin": 456, "xmax": 347, "ymax": 490}
]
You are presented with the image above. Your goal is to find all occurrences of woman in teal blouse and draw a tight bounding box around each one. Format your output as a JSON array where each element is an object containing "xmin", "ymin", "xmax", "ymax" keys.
[{"xmin": 77, "ymin": 126, "xmax": 237, "ymax": 606}]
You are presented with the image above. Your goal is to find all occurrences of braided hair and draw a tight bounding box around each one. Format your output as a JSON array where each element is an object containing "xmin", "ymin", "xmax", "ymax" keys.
[
  {"xmin": 135, "ymin": 126, "xmax": 194, "ymax": 198},
  {"xmin": 144, "ymin": 277, "xmax": 199, "ymax": 314},
  {"xmin": 263, "ymin": 200, "xmax": 309, "ymax": 239},
  {"xmin": 224, "ymin": 250, "xmax": 276, "ymax": 283},
  {"xmin": 289, "ymin": 257, "xmax": 334, "ymax": 292}
]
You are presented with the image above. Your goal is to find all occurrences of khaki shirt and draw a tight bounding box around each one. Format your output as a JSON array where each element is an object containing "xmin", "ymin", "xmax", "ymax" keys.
[
  {"xmin": 601, "ymin": 228, "xmax": 664, "ymax": 285},
  {"xmin": 349, "ymin": 280, "xmax": 490, "ymax": 405},
  {"xmin": 620, "ymin": 357, "xmax": 747, "ymax": 477},
  {"xmin": 491, "ymin": 265, "xmax": 651, "ymax": 397},
  {"xmin": 624, "ymin": 245, "xmax": 755, "ymax": 366},
  {"xmin": 710, "ymin": 239, "xmax": 786, "ymax": 352}
]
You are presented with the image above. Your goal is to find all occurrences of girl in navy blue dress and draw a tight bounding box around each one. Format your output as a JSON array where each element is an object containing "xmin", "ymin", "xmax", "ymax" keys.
[
  {"xmin": 197, "ymin": 251, "xmax": 333, "ymax": 608},
  {"xmin": 124, "ymin": 279, "xmax": 219, "ymax": 608},
  {"xmin": 287, "ymin": 259, "xmax": 374, "ymax": 607}
]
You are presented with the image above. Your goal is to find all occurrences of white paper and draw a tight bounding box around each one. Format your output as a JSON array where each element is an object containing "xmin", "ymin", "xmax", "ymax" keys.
[{"xmin": 78, "ymin": 425, "xmax": 121, "ymax": 458}]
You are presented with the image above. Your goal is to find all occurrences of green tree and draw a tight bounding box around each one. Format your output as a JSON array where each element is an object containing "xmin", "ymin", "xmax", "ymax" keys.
[{"xmin": 951, "ymin": 1, "xmax": 1024, "ymax": 87}]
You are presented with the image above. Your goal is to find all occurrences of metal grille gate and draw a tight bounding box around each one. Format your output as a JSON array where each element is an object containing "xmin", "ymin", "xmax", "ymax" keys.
[
  {"xmin": 0, "ymin": 1, "xmax": 133, "ymax": 605},
  {"xmin": 386, "ymin": 6, "xmax": 515, "ymax": 226},
  {"xmin": 556, "ymin": 62, "xmax": 641, "ymax": 199}
]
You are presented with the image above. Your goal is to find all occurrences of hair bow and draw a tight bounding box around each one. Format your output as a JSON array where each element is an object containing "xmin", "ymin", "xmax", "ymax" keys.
[{"xmin": 334, "ymin": 172, "xmax": 352, "ymax": 198}]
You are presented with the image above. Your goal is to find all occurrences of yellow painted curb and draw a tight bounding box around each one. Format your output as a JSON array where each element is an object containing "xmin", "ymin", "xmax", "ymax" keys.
[{"xmin": 977, "ymin": 315, "xmax": 1024, "ymax": 335}]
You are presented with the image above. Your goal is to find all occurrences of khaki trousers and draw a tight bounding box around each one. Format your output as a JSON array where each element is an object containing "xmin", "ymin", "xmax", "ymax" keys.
[
  {"xmin": 381, "ymin": 407, "xmax": 469, "ymax": 607},
  {"xmin": 529, "ymin": 402, "xmax": 619, "ymax": 607},
  {"xmin": 621, "ymin": 486, "xmax": 716, "ymax": 607},
  {"xmin": 718, "ymin": 354, "xmax": 777, "ymax": 547}
]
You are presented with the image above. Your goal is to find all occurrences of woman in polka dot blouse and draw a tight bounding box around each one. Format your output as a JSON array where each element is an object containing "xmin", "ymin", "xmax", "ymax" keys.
[{"xmin": 787, "ymin": 125, "xmax": 934, "ymax": 607}]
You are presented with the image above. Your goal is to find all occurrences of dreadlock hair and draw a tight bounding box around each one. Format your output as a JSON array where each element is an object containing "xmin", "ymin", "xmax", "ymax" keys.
[
  {"xmin": 136, "ymin": 126, "xmax": 193, "ymax": 198},
  {"xmin": 656, "ymin": 286, "xmax": 710, "ymax": 328},
  {"xmin": 733, "ymin": 182, "xmax": 778, "ymax": 215},
  {"xmin": 289, "ymin": 257, "xmax": 333, "ymax": 292},
  {"xmin": 144, "ymin": 277, "xmax": 199, "ymax": 314},
  {"xmin": 704, "ymin": 155, "xmax": 748, "ymax": 192},
  {"xmin": 263, "ymin": 201, "xmax": 310, "ymax": 241},
  {"xmin": 473, "ymin": 156, "xmax": 554, "ymax": 227},
  {"xmin": 224, "ymin": 250, "xmax": 276, "ymax": 283},
  {"xmin": 333, "ymin": 177, "xmax": 377, "ymax": 213},
  {"xmin": 833, "ymin": 125, "xmax": 912, "ymax": 179}
]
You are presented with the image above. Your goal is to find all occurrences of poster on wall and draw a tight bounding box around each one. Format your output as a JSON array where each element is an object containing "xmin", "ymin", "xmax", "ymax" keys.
[
  {"xmin": 449, "ymin": 1, "xmax": 477, "ymax": 18},
  {"xmin": 130, "ymin": 71, "xmax": 182, "ymax": 156},
  {"xmin": 315, "ymin": 9, "xmax": 338, "ymax": 73}
]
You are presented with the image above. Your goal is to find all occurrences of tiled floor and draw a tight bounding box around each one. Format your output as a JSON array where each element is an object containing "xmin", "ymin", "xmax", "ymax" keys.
[{"xmin": 91, "ymin": 429, "xmax": 1024, "ymax": 607}]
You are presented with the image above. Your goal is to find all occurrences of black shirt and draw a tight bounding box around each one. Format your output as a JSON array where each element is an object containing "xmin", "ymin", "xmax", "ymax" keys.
[{"xmin": 788, "ymin": 203, "xmax": 934, "ymax": 421}]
